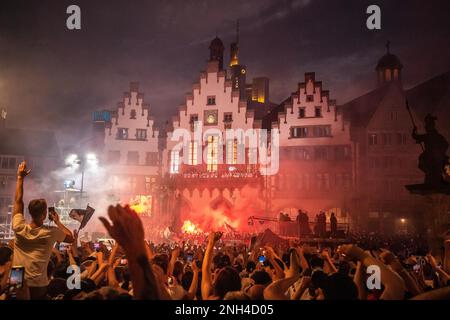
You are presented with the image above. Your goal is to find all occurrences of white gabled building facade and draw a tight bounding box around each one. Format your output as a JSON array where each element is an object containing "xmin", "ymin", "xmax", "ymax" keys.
[
  {"xmin": 102, "ymin": 82, "xmax": 160, "ymax": 209},
  {"xmin": 164, "ymin": 37, "xmax": 265, "ymax": 232},
  {"xmin": 266, "ymin": 72, "xmax": 353, "ymax": 223}
]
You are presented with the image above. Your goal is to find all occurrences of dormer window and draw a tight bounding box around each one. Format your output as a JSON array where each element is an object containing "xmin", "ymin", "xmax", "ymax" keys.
[
  {"xmin": 117, "ymin": 128, "xmax": 128, "ymax": 140},
  {"xmin": 223, "ymin": 113, "xmax": 233, "ymax": 122},
  {"xmin": 306, "ymin": 95, "xmax": 314, "ymax": 102},
  {"xmin": 314, "ymin": 106, "xmax": 322, "ymax": 117},
  {"xmin": 130, "ymin": 109, "xmax": 137, "ymax": 119},
  {"xmin": 298, "ymin": 108, "xmax": 306, "ymax": 118},
  {"xmin": 189, "ymin": 114, "xmax": 199, "ymax": 124},
  {"xmin": 207, "ymin": 96, "xmax": 216, "ymax": 105},
  {"xmin": 136, "ymin": 129, "xmax": 147, "ymax": 141}
]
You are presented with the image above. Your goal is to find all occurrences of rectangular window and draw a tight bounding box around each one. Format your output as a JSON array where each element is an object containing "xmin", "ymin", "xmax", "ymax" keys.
[
  {"xmin": 368, "ymin": 133, "xmax": 378, "ymax": 145},
  {"xmin": 206, "ymin": 135, "xmax": 219, "ymax": 172},
  {"xmin": 170, "ymin": 151, "xmax": 180, "ymax": 174},
  {"xmin": 315, "ymin": 147, "xmax": 328, "ymax": 160},
  {"xmin": 145, "ymin": 176, "xmax": 152, "ymax": 193},
  {"xmin": 189, "ymin": 114, "xmax": 198, "ymax": 124},
  {"xmin": 226, "ymin": 140, "xmax": 238, "ymax": 164},
  {"xmin": 207, "ymin": 96, "xmax": 216, "ymax": 105},
  {"xmin": 145, "ymin": 152, "xmax": 159, "ymax": 166},
  {"xmin": 291, "ymin": 127, "xmax": 308, "ymax": 138},
  {"xmin": 136, "ymin": 129, "xmax": 147, "ymax": 141},
  {"xmin": 1, "ymin": 158, "xmax": 8, "ymax": 169},
  {"xmin": 108, "ymin": 151, "xmax": 121, "ymax": 164},
  {"xmin": 313, "ymin": 125, "xmax": 331, "ymax": 137},
  {"xmin": 343, "ymin": 173, "xmax": 352, "ymax": 190},
  {"xmin": 382, "ymin": 133, "xmax": 392, "ymax": 145},
  {"xmin": 223, "ymin": 113, "xmax": 233, "ymax": 122},
  {"xmin": 127, "ymin": 151, "xmax": 139, "ymax": 165},
  {"xmin": 297, "ymin": 148, "xmax": 310, "ymax": 160},
  {"xmin": 188, "ymin": 141, "xmax": 198, "ymax": 165},
  {"xmin": 314, "ymin": 106, "xmax": 322, "ymax": 117},
  {"xmin": 8, "ymin": 157, "xmax": 16, "ymax": 169},
  {"xmin": 117, "ymin": 128, "xmax": 128, "ymax": 140},
  {"xmin": 291, "ymin": 125, "xmax": 331, "ymax": 138},
  {"xmin": 298, "ymin": 108, "xmax": 306, "ymax": 118},
  {"xmin": 306, "ymin": 95, "xmax": 314, "ymax": 102}
]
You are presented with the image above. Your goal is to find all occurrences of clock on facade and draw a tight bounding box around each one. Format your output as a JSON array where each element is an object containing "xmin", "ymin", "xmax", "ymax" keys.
[
  {"xmin": 207, "ymin": 114, "xmax": 216, "ymax": 124},
  {"xmin": 204, "ymin": 110, "xmax": 218, "ymax": 125}
]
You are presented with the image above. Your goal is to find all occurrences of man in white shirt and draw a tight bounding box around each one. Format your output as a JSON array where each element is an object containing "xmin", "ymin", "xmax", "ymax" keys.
[{"xmin": 12, "ymin": 161, "xmax": 74, "ymax": 299}]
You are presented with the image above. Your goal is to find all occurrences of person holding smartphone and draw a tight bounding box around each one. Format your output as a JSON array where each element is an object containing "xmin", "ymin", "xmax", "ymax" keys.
[{"xmin": 11, "ymin": 161, "xmax": 74, "ymax": 300}]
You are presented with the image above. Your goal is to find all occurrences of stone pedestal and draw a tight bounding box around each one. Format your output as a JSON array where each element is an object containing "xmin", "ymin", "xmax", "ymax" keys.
[{"xmin": 406, "ymin": 184, "xmax": 450, "ymax": 257}]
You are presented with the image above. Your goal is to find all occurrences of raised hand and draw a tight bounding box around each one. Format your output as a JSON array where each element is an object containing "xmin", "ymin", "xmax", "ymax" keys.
[
  {"xmin": 17, "ymin": 161, "xmax": 31, "ymax": 178},
  {"xmin": 99, "ymin": 205, "xmax": 146, "ymax": 258},
  {"xmin": 208, "ymin": 231, "xmax": 223, "ymax": 246},
  {"xmin": 49, "ymin": 211, "xmax": 60, "ymax": 224},
  {"xmin": 337, "ymin": 244, "xmax": 366, "ymax": 261}
]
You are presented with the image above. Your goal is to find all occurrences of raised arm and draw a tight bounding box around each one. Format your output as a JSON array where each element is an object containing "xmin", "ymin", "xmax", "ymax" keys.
[
  {"xmin": 265, "ymin": 245, "xmax": 286, "ymax": 280},
  {"xmin": 353, "ymin": 261, "xmax": 367, "ymax": 300},
  {"xmin": 321, "ymin": 248, "xmax": 338, "ymax": 274},
  {"xmin": 187, "ymin": 259, "xmax": 200, "ymax": 300},
  {"xmin": 380, "ymin": 250, "xmax": 422, "ymax": 296},
  {"xmin": 13, "ymin": 161, "xmax": 31, "ymax": 216},
  {"xmin": 201, "ymin": 231, "xmax": 222, "ymax": 300},
  {"xmin": 264, "ymin": 251, "xmax": 302, "ymax": 300},
  {"xmin": 49, "ymin": 210, "xmax": 74, "ymax": 243},
  {"xmin": 100, "ymin": 205, "xmax": 162, "ymax": 299},
  {"xmin": 168, "ymin": 246, "xmax": 180, "ymax": 277},
  {"xmin": 426, "ymin": 253, "xmax": 450, "ymax": 286},
  {"xmin": 338, "ymin": 244, "xmax": 406, "ymax": 300}
]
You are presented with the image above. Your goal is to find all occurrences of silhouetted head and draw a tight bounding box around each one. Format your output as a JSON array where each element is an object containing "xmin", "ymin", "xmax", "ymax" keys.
[
  {"xmin": 28, "ymin": 199, "xmax": 47, "ymax": 225},
  {"xmin": 424, "ymin": 114, "xmax": 437, "ymax": 132},
  {"xmin": 213, "ymin": 267, "xmax": 241, "ymax": 299},
  {"xmin": 322, "ymin": 273, "xmax": 358, "ymax": 300}
]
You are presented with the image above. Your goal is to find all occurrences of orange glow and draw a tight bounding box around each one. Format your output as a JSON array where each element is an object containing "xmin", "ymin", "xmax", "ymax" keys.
[
  {"xmin": 129, "ymin": 195, "xmax": 152, "ymax": 216},
  {"xmin": 181, "ymin": 220, "xmax": 203, "ymax": 235}
]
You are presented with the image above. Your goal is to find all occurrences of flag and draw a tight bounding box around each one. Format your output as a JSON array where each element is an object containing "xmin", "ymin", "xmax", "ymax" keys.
[{"xmin": 69, "ymin": 205, "xmax": 95, "ymax": 230}]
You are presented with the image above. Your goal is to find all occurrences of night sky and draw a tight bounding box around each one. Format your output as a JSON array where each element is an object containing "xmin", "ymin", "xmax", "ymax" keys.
[{"xmin": 0, "ymin": 0, "xmax": 449, "ymax": 150}]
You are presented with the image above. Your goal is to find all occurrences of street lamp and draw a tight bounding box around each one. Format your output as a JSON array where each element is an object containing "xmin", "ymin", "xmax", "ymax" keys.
[{"xmin": 65, "ymin": 153, "xmax": 98, "ymax": 205}]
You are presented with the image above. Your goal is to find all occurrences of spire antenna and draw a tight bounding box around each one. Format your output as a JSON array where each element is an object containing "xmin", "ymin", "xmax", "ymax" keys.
[
  {"xmin": 236, "ymin": 20, "xmax": 240, "ymax": 44},
  {"xmin": 386, "ymin": 40, "xmax": 391, "ymax": 54}
]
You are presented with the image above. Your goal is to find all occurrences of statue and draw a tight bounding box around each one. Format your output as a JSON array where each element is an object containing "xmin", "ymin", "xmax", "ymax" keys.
[{"xmin": 412, "ymin": 114, "xmax": 450, "ymax": 188}]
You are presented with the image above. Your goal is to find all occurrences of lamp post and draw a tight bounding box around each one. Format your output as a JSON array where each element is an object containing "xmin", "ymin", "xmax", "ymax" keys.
[{"xmin": 66, "ymin": 153, "xmax": 98, "ymax": 207}]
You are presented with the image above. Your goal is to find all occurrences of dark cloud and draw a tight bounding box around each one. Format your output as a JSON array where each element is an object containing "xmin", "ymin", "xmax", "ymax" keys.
[{"xmin": 0, "ymin": 0, "xmax": 449, "ymax": 148}]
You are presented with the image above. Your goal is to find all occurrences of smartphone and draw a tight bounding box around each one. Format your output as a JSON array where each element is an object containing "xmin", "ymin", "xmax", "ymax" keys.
[
  {"xmin": 413, "ymin": 264, "xmax": 421, "ymax": 272},
  {"xmin": 94, "ymin": 243, "xmax": 100, "ymax": 252},
  {"xmin": 258, "ymin": 255, "xmax": 266, "ymax": 264},
  {"xmin": 186, "ymin": 254, "xmax": 193, "ymax": 264},
  {"xmin": 59, "ymin": 243, "xmax": 67, "ymax": 252},
  {"xmin": 120, "ymin": 258, "xmax": 128, "ymax": 265},
  {"xmin": 9, "ymin": 266, "xmax": 25, "ymax": 289},
  {"xmin": 48, "ymin": 207, "xmax": 56, "ymax": 221}
]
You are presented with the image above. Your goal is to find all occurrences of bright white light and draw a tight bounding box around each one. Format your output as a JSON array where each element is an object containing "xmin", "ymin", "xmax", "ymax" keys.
[
  {"xmin": 400, "ymin": 218, "xmax": 406, "ymax": 223},
  {"xmin": 65, "ymin": 154, "xmax": 79, "ymax": 166},
  {"xmin": 86, "ymin": 153, "xmax": 98, "ymax": 168},
  {"xmin": 86, "ymin": 153, "xmax": 97, "ymax": 161}
]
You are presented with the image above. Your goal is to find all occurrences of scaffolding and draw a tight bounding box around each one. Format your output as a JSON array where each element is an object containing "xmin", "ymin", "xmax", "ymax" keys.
[{"xmin": 0, "ymin": 205, "xmax": 14, "ymax": 240}]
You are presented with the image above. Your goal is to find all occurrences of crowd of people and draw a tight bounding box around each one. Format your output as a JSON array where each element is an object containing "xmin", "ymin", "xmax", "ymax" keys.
[{"xmin": 0, "ymin": 161, "xmax": 449, "ymax": 300}]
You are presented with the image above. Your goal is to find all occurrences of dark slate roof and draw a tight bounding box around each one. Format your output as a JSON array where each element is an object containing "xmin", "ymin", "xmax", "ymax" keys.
[
  {"xmin": 0, "ymin": 128, "xmax": 60, "ymax": 158},
  {"xmin": 340, "ymin": 84, "xmax": 394, "ymax": 128},
  {"xmin": 261, "ymin": 96, "xmax": 293, "ymax": 130},
  {"xmin": 405, "ymin": 71, "xmax": 450, "ymax": 119},
  {"xmin": 246, "ymin": 99, "xmax": 278, "ymax": 122}
]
